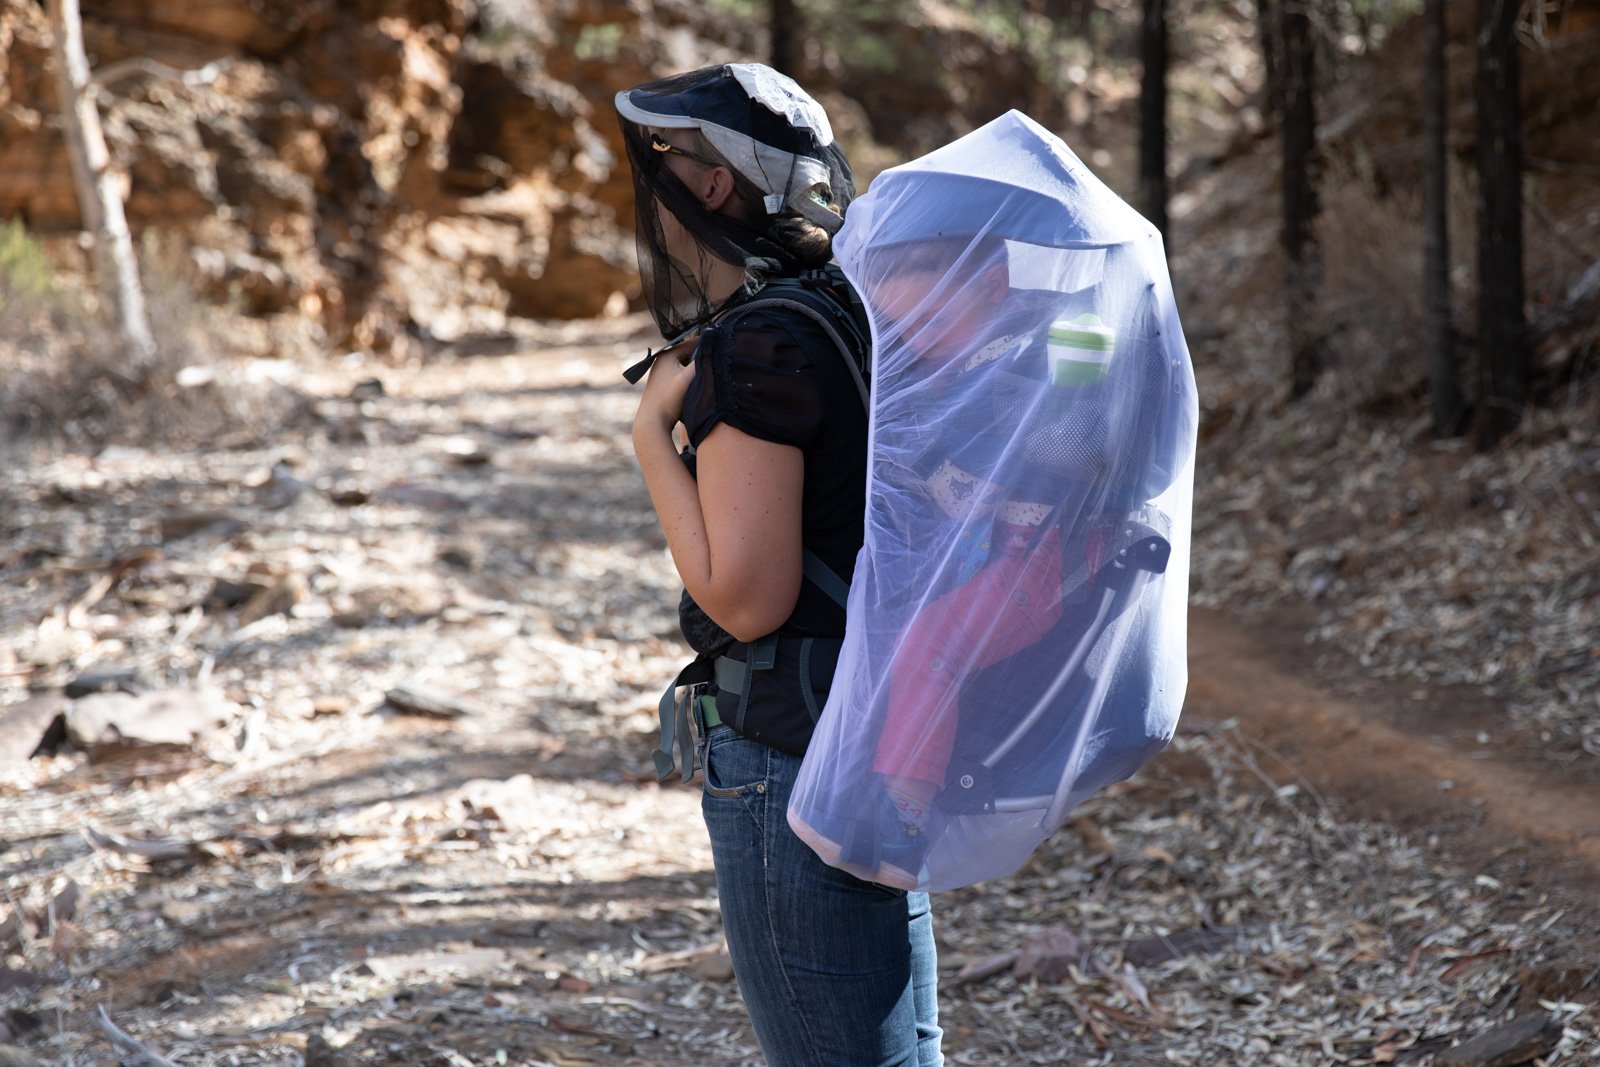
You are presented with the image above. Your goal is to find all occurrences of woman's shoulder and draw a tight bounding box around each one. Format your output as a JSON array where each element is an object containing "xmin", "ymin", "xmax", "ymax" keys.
[
  {"xmin": 713, "ymin": 298, "xmax": 844, "ymax": 370},
  {"xmin": 716, "ymin": 272, "xmax": 864, "ymax": 364},
  {"xmin": 683, "ymin": 306, "xmax": 838, "ymax": 450}
]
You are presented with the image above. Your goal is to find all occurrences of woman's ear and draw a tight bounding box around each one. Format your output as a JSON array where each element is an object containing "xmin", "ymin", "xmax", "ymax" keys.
[{"xmin": 702, "ymin": 167, "xmax": 737, "ymax": 212}]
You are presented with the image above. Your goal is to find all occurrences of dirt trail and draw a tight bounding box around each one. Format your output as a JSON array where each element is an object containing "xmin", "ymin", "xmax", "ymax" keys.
[{"xmin": 1188, "ymin": 609, "xmax": 1600, "ymax": 878}]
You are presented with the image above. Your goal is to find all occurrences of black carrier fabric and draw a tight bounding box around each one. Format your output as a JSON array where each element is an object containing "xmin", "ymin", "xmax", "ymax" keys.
[{"xmin": 676, "ymin": 274, "xmax": 869, "ymax": 754}]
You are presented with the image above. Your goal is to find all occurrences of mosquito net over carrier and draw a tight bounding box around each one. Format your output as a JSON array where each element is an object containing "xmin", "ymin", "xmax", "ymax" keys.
[
  {"xmin": 615, "ymin": 63, "xmax": 856, "ymax": 342},
  {"xmin": 788, "ymin": 111, "xmax": 1198, "ymax": 892}
]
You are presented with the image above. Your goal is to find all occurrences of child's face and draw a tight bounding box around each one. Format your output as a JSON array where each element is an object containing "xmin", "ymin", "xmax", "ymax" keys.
[{"xmin": 866, "ymin": 251, "xmax": 1009, "ymax": 368}]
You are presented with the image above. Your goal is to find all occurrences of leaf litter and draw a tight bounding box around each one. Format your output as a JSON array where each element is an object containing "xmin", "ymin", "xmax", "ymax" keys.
[{"xmin": 1, "ymin": 325, "xmax": 1596, "ymax": 1066}]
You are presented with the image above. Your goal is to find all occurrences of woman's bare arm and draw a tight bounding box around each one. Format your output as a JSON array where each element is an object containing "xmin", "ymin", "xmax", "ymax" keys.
[{"xmin": 632, "ymin": 356, "xmax": 804, "ymax": 642}]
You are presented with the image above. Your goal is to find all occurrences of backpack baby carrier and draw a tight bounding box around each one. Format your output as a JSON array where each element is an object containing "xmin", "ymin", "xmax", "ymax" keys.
[{"xmin": 787, "ymin": 110, "xmax": 1199, "ymax": 891}]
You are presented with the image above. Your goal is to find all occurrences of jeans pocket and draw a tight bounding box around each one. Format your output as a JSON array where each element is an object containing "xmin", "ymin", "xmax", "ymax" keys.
[{"xmin": 702, "ymin": 726, "xmax": 768, "ymax": 799}]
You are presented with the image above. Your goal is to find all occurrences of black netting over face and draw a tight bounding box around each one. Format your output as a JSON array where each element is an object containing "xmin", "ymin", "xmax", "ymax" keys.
[{"xmin": 617, "ymin": 65, "xmax": 855, "ymax": 340}]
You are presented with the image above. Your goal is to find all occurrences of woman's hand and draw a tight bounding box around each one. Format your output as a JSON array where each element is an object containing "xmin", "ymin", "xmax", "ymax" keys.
[{"xmin": 635, "ymin": 336, "xmax": 698, "ymax": 435}]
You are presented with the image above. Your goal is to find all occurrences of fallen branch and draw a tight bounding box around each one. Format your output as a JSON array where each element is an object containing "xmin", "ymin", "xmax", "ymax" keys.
[
  {"xmin": 91, "ymin": 57, "xmax": 231, "ymax": 92},
  {"xmin": 1060, "ymin": 992, "xmax": 1110, "ymax": 1049},
  {"xmin": 1435, "ymin": 1014, "xmax": 1563, "ymax": 1066},
  {"xmin": 946, "ymin": 950, "xmax": 1020, "ymax": 987},
  {"xmin": 95, "ymin": 1005, "xmax": 181, "ymax": 1067}
]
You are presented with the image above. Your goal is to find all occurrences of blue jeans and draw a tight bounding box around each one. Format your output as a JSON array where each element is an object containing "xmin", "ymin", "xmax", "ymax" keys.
[{"xmin": 701, "ymin": 724, "xmax": 944, "ymax": 1067}]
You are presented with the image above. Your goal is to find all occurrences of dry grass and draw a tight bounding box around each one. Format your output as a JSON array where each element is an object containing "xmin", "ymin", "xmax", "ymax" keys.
[
  {"xmin": 0, "ymin": 245, "xmax": 307, "ymax": 450},
  {"xmin": 1308, "ymin": 156, "xmax": 1492, "ymax": 416}
]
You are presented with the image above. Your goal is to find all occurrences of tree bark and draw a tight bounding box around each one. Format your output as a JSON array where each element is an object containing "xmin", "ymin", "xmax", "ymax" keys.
[
  {"xmin": 1473, "ymin": 0, "xmax": 1528, "ymax": 450},
  {"xmin": 1044, "ymin": 0, "xmax": 1094, "ymax": 36},
  {"xmin": 1281, "ymin": 1, "xmax": 1321, "ymax": 399},
  {"xmin": 769, "ymin": 0, "xmax": 802, "ymax": 79},
  {"xmin": 1138, "ymin": 0, "xmax": 1170, "ymax": 245},
  {"xmin": 1257, "ymin": 0, "xmax": 1283, "ymax": 126},
  {"xmin": 1423, "ymin": 0, "xmax": 1465, "ymax": 437},
  {"xmin": 46, "ymin": 0, "xmax": 155, "ymax": 365}
]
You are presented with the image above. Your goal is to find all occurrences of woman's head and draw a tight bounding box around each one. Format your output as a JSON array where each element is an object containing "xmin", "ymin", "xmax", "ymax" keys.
[
  {"xmin": 654, "ymin": 126, "xmax": 839, "ymax": 266},
  {"xmin": 616, "ymin": 64, "xmax": 854, "ymax": 338}
]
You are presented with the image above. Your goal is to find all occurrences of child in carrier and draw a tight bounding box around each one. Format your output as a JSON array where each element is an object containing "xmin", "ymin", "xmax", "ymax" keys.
[
  {"xmin": 789, "ymin": 111, "xmax": 1198, "ymax": 891},
  {"xmin": 793, "ymin": 232, "xmax": 1108, "ymax": 886}
]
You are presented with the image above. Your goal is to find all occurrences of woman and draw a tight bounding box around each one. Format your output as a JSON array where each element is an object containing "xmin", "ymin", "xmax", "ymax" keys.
[{"xmin": 616, "ymin": 64, "xmax": 944, "ymax": 1066}]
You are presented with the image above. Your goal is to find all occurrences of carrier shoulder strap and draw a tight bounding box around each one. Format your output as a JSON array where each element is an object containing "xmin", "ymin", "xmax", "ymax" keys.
[
  {"xmin": 719, "ymin": 268, "xmax": 869, "ymax": 606},
  {"xmin": 716, "ymin": 266, "xmax": 871, "ymax": 410}
]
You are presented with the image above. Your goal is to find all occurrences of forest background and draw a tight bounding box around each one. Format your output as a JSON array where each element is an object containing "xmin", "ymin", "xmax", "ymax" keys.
[{"xmin": 1, "ymin": 1, "xmax": 1598, "ymax": 1065}]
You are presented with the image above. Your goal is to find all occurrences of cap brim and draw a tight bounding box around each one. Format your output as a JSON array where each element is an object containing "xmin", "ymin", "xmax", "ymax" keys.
[{"xmin": 615, "ymin": 90, "xmax": 703, "ymax": 130}]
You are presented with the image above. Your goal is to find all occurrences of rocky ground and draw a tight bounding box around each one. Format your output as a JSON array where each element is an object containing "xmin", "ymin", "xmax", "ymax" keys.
[{"xmin": 2, "ymin": 328, "xmax": 1598, "ymax": 1067}]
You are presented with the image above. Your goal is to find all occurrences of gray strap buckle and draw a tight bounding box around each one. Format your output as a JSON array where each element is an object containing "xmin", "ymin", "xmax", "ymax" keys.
[{"xmin": 652, "ymin": 680, "xmax": 704, "ymax": 785}]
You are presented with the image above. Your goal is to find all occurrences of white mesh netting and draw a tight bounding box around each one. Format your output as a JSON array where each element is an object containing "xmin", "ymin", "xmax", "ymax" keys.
[{"xmin": 788, "ymin": 111, "xmax": 1199, "ymax": 891}]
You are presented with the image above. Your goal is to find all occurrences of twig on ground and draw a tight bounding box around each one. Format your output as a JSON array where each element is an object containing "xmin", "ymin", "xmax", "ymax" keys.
[
  {"xmin": 94, "ymin": 1005, "xmax": 181, "ymax": 1067},
  {"xmin": 1213, "ymin": 724, "xmax": 1363, "ymax": 854}
]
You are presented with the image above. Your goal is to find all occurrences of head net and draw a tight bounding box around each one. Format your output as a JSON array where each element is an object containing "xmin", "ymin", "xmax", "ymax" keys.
[
  {"xmin": 616, "ymin": 64, "xmax": 856, "ymax": 339},
  {"xmin": 787, "ymin": 111, "xmax": 1199, "ymax": 892}
]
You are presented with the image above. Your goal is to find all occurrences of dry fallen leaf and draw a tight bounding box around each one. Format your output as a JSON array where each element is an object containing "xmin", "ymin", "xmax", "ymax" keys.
[{"xmin": 363, "ymin": 948, "xmax": 508, "ymax": 982}]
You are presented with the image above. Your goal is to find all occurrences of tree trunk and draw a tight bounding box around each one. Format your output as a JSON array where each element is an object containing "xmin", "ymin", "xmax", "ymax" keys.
[
  {"xmin": 1044, "ymin": 0, "xmax": 1094, "ymax": 37},
  {"xmin": 1473, "ymin": 0, "xmax": 1528, "ymax": 450},
  {"xmin": 1423, "ymin": 0, "xmax": 1465, "ymax": 438},
  {"xmin": 1281, "ymin": 1, "xmax": 1321, "ymax": 398},
  {"xmin": 1138, "ymin": 0, "xmax": 1170, "ymax": 245},
  {"xmin": 46, "ymin": 0, "xmax": 155, "ymax": 366},
  {"xmin": 769, "ymin": 0, "xmax": 802, "ymax": 79},
  {"xmin": 1257, "ymin": 0, "xmax": 1283, "ymax": 126}
]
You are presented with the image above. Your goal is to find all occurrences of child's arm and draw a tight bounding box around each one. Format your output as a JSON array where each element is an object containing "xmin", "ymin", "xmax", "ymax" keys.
[{"xmin": 874, "ymin": 519, "xmax": 1063, "ymax": 789}]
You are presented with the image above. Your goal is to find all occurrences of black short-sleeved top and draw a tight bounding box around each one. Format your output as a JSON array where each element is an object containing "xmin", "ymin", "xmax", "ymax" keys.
[{"xmin": 677, "ymin": 301, "xmax": 868, "ymax": 651}]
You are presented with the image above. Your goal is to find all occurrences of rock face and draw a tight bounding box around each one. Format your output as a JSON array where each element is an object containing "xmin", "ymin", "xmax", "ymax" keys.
[
  {"xmin": 0, "ymin": 0, "xmax": 1059, "ymax": 352},
  {"xmin": 0, "ymin": 0, "xmax": 674, "ymax": 352}
]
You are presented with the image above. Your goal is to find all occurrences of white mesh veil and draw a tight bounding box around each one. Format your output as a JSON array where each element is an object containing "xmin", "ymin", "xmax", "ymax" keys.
[{"xmin": 788, "ymin": 111, "xmax": 1199, "ymax": 892}]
